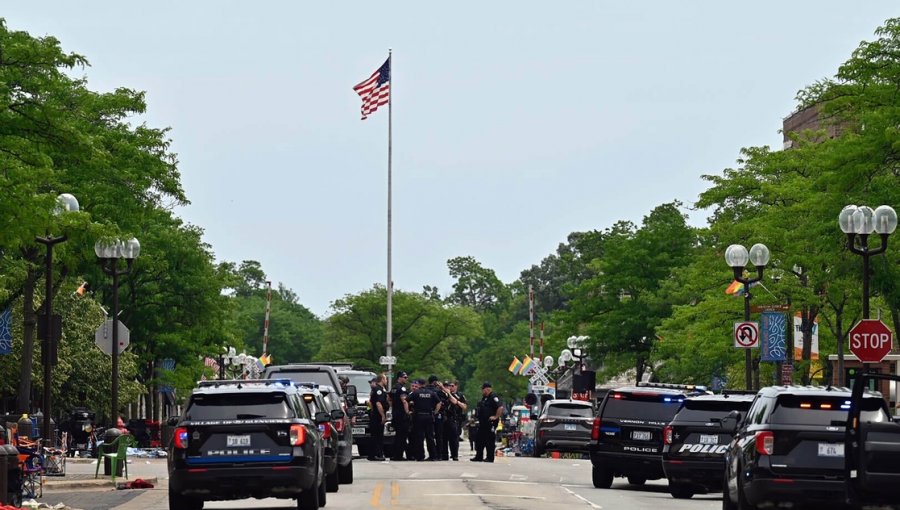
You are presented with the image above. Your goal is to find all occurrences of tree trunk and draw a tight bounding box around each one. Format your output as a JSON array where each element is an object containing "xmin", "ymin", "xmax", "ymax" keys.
[
  {"xmin": 635, "ymin": 357, "xmax": 645, "ymax": 384},
  {"xmin": 800, "ymin": 306, "xmax": 818, "ymax": 385},
  {"xmin": 16, "ymin": 267, "xmax": 37, "ymax": 413}
]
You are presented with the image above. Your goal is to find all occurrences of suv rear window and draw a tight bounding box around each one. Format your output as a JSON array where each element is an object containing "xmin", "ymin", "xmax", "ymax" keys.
[
  {"xmin": 675, "ymin": 399, "xmax": 752, "ymax": 422},
  {"xmin": 186, "ymin": 392, "xmax": 295, "ymax": 420},
  {"xmin": 602, "ymin": 392, "xmax": 685, "ymax": 421},
  {"xmin": 772, "ymin": 395, "xmax": 890, "ymax": 426},
  {"xmin": 546, "ymin": 403, "xmax": 593, "ymax": 418},
  {"xmin": 273, "ymin": 371, "xmax": 334, "ymax": 387}
]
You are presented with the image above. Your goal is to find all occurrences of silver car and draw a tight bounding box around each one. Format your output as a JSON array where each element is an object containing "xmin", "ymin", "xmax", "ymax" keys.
[{"xmin": 533, "ymin": 399, "xmax": 594, "ymax": 456}]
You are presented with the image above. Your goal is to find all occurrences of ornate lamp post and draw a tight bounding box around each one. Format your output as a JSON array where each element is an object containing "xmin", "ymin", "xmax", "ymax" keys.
[
  {"xmin": 838, "ymin": 205, "xmax": 897, "ymax": 319},
  {"xmin": 95, "ymin": 237, "xmax": 140, "ymax": 427},
  {"xmin": 725, "ymin": 243, "xmax": 770, "ymax": 390},
  {"xmin": 36, "ymin": 193, "xmax": 79, "ymax": 444}
]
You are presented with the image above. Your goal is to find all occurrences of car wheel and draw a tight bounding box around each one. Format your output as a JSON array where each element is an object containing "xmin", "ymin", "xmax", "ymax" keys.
[
  {"xmin": 592, "ymin": 465, "xmax": 613, "ymax": 489},
  {"xmin": 533, "ymin": 443, "xmax": 544, "ymax": 457},
  {"xmin": 627, "ymin": 476, "xmax": 646, "ymax": 486},
  {"xmin": 722, "ymin": 474, "xmax": 737, "ymax": 510},
  {"xmin": 326, "ymin": 470, "xmax": 339, "ymax": 492},
  {"xmin": 318, "ymin": 475, "xmax": 327, "ymax": 507},
  {"xmin": 169, "ymin": 491, "xmax": 203, "ymax": 510},
  {"xmin": 669, "ymin": 483, "xmax": 694, "ymax": 499},
  {"xmin": 298, "ymin": 478, "xmax": 320, "ymax": 510},
  {"xmin": 736, "ymin": 470, "xmax": 756, "ymax": 510},
  {"xmin": 338, "ymin": 460, "xmax": 353, "ymax": 484}
]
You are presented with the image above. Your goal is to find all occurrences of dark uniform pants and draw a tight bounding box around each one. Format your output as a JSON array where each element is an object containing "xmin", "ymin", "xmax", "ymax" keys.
[
  {"xmin": 370, "ymin": 414, "xmax": 384, "ymax": 459},
  {"xmin": 407, "ymin": 419, "xmax": 421, "ymax": 460},
  {"xmin": 414, "ymin": 413, "xmax": 436, "ymax": 460},
  {"xmin": 391, "ymin": 418, "xmax": 409, "ymax": 460},
  {"xmin": 442, "ymin": 419, "xmax": 460, "ymax": 460},
  {"xmin": 434, "ymin": 416, "xmax": 445, "ymax": 459},
  {"xmin": 475, "ymin": 422, "xmax": 496, "ymax": 461}
]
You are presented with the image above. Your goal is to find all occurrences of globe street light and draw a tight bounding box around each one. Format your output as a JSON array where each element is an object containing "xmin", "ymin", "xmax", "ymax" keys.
[
  {"xmin": 725, "ymin": 242, "xmax": 770, "ymax": 391},
  {"xmin": 839, "ymin": 205, "xmax": 897, "ymax": 319},
  {"xmin": 35, "ymin": 193, "xmax": 79, "ymax": 444},
  {"xmin": 95, "ymin": 237, "xmax": 140, "ymax": 427}
]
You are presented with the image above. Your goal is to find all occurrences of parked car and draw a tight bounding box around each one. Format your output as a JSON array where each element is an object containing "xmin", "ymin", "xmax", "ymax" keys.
[
  {"xmin": 264, "ymin": 364, "xmax": 344, "ymax": 398},
  {"xmin": 167, "ymin": 379, "xmax": 328, "ymax": 510},
  {"xmin": 296, "ymin": 384, "xmax": 341, "ymax": 493},
  {"xmin": 334, "ymin": 369, "xmax": 378, "ymax": 456},
  {"xmin": 316, "ymin": 384, "xmax": 354, "ymax": 485},
  {"xmin": 590, "ymin": 382, "xmax": 707, "ymax": 489},
  {"xmin": 533, "ymin": 399, "xmax": 594, "ymax": 456},
  {"xmin": 723, "ymin": 385, "xmax": 897, "ymax": 510},
  {"xmin": 661, "ymin": 391, "xmax": 754, "ymax": 499}
]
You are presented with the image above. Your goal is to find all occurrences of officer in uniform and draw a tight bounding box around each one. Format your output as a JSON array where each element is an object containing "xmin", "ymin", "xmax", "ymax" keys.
[
  {"xmin": 471, "ymin": 381, "xmax": 503, "ymax": 463},
  {"xmin": 389, "ymin": 371, "xmax": 411, "ymax": 460},
  {"xmin": 411, "ymin": 376, "xmax": 442, "ymax": 461},
  {"xmin": 368, "ymin": 374, "xmax": 388, "ymax": 461},
  {"xmin": 440, "ymin": 380, "xmax": 467, "ymax": 461},
  {"xmin": 406, "ymin": 378, "xmax": 423, "ymax": 461},
  {"xmin": 428, "ymin": 375, "xmax": 447, "ymax": 459}
]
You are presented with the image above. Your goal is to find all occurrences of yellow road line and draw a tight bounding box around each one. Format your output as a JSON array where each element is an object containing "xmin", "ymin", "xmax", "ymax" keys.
[
  {"xmin": 371, "ymin": 481, "xmax": 383, "ymax": 507},
  {"xmin": 391, "ymin": 480, "xmax": 400, "ymax": 506}
]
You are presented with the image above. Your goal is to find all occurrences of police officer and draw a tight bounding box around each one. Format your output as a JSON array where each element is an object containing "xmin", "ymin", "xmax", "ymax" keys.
[
  {"xmin": 406, "ymin": 378, "xmax": 423, "ymax": 461},
  {"xmin": 471, "ymin": 382, "xmax": 504, "ymax": 463},
  {"xmin": 389, "ymin": 371, "xmax": 411, "ymax": 461},
  {"xmin": 411, "ymin": 375, "xmax": 442, "ymax": 461},
  {"xmin": 368, "ymin": 374, "xmax": 388, "ymax": 461},
  {"xmin": 440, "ymin": 380, "xmax": 467, "ymax": 461},
  {"xmin": 429, "ymin": 376, "xmax": 447, "ymax": 459}
]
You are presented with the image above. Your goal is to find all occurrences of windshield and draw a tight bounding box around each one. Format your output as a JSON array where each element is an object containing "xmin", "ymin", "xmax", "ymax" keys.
[
  {"xmin": 773, "ymin": 395, "xmax": 890, "ymax": 426},
  {"xmin": 342, "ymin": 373, "xmax": 375, "ymax": 401},
  {"xmin": 546, "ymin": 403, "xmax": 593, "ymax": 418},
  {"xmin": 602, "ymin": 392, "xmax": 684, "ymax": 421},
  {"xmin": 186, "ymin": 392, "xmax": 293, "ymax": 420},
  {"xmin": 270, "ymin": 370, "xmax": 334, "ymax": 388},
  {"xmin": 675, "ymin": 398, "xmax": 752, "ymax": 422}
]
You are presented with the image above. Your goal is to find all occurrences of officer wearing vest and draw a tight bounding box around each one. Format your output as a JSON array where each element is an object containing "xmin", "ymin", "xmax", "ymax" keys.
[
  {"xmin": 406, "ymin": 378, "xmax": 423, "ymax": 461},
  {"xmin": 368, "ymin": 374, "xmax": 388, "ymax": 461},
  {"xmin": 471, "ymin": 381, "xmax": 504, "ymax": 463},
  {"xmin": 440, "ymin": 380, "xmax": 467, "ymax": 461},
  {"xmin": 411, "ymin": 375, "xmax": 442, "ymax": 461},
  {"xmin": 389, "ymin": 371, "xmax": 411, "ymax": 460},
  {"xmin": 429, "ymin": 376, "xmax": 447, "ymax": 459}
]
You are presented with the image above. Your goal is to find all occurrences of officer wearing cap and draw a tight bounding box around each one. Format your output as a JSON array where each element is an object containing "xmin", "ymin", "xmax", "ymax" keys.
[
  {"xmin": 429, "ymin": 376, "xmax": 448, "ymax": 459},
  {"xmin": 407, "ymin": 378, "xmax": 424, "ymax": 461},
  {"xmin": 471, "ymin": 381, "xmax": 504, "ymax": 463},
  {"xmin": 368, "ymin": 374, "xmax": 388, "ymax": 461},
  {"xmin": 410, "ymin": 375, "xmax": 442, "ymax": 460},
  {"xmin": 389, "ymin": 371, "xmax": 411, "ymax": 460},
  {"xmin": 439, "ymin": 380, "xmax": 467, "ymax": 461}
]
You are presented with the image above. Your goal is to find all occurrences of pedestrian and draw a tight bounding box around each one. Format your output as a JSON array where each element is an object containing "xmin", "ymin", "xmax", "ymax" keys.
[
  {"xmin": 440, "ymin": 380, "xmax": 467, "ymax": 461},
  {"xmin": 389, "ymin": 371, "xmax": 411, "ymax": 460},
  {"xmin": 407, "ymin": 378, "xmax": 423, "ymax": 461},
  {"xmin": 367, "ymin": 374, "xmax": 388, "ymax": 461},
  {"xmin": 429, "ymin": 376, "xmax": 447, "ymax": 459},
  {"xmin": 411, "ymin": 375, "xmax": 442, "ymax": 461},
  {"xmin": 467, "ymin": 416, "xmax": 478, "ymax": 450},
  {"xmin": 471, "ymin": 381, "xmax": 504, "ymax": 463}
]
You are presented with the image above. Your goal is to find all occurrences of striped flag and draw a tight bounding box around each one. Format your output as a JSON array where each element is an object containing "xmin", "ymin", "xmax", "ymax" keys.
[
  {"xmin": 203, "ymin": 356, "xmax": 220, "ymax": 372},
  {"xmin": 508, "ymin": 356, "xmax": 523, "ymax": 374},
  {"xmin": 353, "ymin": 57, "xmax": 390, "ymax": 120},
  {"xmin": 520, "ymin": 355, "xmax": 535, "ymax": 375}
]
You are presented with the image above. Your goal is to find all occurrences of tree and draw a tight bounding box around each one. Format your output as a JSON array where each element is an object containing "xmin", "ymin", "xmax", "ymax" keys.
[{"xmin": 446, "ymin": 256, "xmax": 509, "ymax": 312}]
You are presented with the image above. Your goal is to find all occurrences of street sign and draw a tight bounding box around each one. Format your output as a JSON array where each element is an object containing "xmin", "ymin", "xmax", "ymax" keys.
[
  {"xmin": 94, "ymin": 319, "xmax": 130, "ymax": 356},
  {"xmin": 531, "ymin": 385, "xmax": 547, "ymax": 392},
  {"xmin": 378, "ymin": 355, "xmax": 397, "ymax": 365},
  {"xmin": 734, "ymin": 321, "xmax": 760, "ymax": 348},
  {"xmin": 849, "ymin": 319, "xmax": 894, "ymax": 363}
]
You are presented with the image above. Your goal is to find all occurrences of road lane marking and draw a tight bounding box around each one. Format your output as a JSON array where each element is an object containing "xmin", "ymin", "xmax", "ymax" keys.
[
  {"xmin": 401, "ymin": 478, "xmax": 537, "ymax": 484},
  {"xmin": 390, "ymin": 480, "xmax": 399, "ymax": 506},
  {"xmin": 562, "ymin": 486, "xmax": 603, "ymax": 509},
  {"xmin": 370, "ymin": 482, "xmax": 383, "ymax": 507},
  {"xmin": 425, "ymin": 494, "xmax": 546, "ymax": 499},
  {"xmin": 460, "ymin": 472, "xmax": 476, "ymax": 478},
  {"xmin": 510, "ymin": 474, "xmax": 528, "ymax": 481}
]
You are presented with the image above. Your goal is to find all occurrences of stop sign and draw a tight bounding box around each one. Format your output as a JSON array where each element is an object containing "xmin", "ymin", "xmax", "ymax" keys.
[{"xmin": 849, "ymin": 319, "xmax": 894, "ymax": 363}]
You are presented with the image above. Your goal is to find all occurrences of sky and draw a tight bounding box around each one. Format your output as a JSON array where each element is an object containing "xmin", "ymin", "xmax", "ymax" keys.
[{"xmin": 5, "ymin": 2, "xmax": 898, "ymax": 317}]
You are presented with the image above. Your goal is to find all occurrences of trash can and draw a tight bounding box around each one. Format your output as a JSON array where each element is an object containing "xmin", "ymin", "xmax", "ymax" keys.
[
  {"xmin": 0, "ymin": 444, "xmax": 19, "ymax": 505},
  {"xmin": 101, "ymin": 428, "xmax": 124, "ymax": 476}
]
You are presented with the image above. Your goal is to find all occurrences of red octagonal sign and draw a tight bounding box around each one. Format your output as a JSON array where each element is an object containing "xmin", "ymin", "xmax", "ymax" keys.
[{"xmin": 849, "ymin": 319, "xmax": 894, "ymax": 363}]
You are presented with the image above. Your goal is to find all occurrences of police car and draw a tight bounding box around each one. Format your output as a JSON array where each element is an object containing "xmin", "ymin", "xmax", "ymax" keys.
[
  {"xmin": 661, "ymin": 392, "xmax": 754, "ymax": 499},
  {"xmin": 167, "ymin": 379, "xmax": 329, "ymax": 510}
]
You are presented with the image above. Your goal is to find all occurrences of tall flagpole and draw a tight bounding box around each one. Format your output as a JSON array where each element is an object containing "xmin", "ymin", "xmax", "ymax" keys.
[{"xmin": 386, "ymin": 49, "xmax": 393, "ymax": 391}]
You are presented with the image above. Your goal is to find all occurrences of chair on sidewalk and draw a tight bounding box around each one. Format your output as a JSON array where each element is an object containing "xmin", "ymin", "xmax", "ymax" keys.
[
  {"xmin": 18, "ymin": 449, "xmax": 44, "ymax": 499},
  {"xmin": 94, "ymin": 434, "xmax": 136, "ymax": 481}
]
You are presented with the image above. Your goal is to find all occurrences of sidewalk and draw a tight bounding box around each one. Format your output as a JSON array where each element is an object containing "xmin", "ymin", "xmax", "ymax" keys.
[{"xmin": 42, "ymin": 457, "xmax": 164, "ymax": 491}]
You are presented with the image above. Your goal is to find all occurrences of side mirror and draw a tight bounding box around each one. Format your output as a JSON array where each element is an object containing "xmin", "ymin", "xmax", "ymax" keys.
[
  {"xmin": 345, "ymin": 385, "xmax": 358, "ymax": 406},
  {"xmin": 330, "ymin": 409, "xmax": 345, "ymax": 421},
  {"xmin": 314, "ymin": 411, "xmax": 330, "ymax": 425},
  {"xmin": 893, "ymin": 416, "xmax": 900, "ymax": 424},
  {"xmin": 166, "ymin": 416, "xmax": 180, "ymax": 427}
]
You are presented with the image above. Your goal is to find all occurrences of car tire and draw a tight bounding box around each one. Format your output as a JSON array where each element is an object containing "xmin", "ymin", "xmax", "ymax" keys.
[
  {"xmin": 592, "ymin": 465, "xmax": 613, "ymax": 489},
  {"xmin": 736, "ymin": 470, "xmax": 756, "ymax": 510},
  {"xmin": 338, "ymin": 460, "xmax": 354, "ymax": 484},
  {"xmin": 722, "ymin": 475, "xmax": 737, "ymax": 510},
  {"xmin": 326, "ymin": 470, "xmax": 339, "ymax": 493},
  {"xmin": 318, "ymin": 476, "xmax": 327, "ymax": 507},
  {"xmin": 169, "ymin": 491, "xmax": 203, "ymax": 510},
  {"xmin": 669, "ymin": 483, "xmax": 694, "ymax": 499},
  {"xmin": 298, "ymin": 479, "xmax": 320, "ymax": 510},
  {"xmin": 627, "ymin": 476, "xmax": 646, "ymax": 486},
  {"xmin": 533, "ymin": 443, "xmax": 544, "ymax": 457}
]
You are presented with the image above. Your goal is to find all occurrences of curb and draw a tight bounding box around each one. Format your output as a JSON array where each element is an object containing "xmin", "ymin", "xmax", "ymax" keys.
[{"xmin": 44, "ymin": 476, "xmax": 158, "ymax": 491}]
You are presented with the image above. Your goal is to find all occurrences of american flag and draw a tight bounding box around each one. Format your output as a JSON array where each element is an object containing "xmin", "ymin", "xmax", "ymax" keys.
[
  {"xmin": 203, "ymin": 357, "xmax": 220, "ymax": 372},
  {"xmin": 353, "ymin": 57, "xmax": 390, "ymax": 120}
]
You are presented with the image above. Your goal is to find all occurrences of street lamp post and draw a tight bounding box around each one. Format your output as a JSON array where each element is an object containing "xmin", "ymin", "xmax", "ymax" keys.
[
  {"xmin": 838, "ymin": 205, "xmax": 897, "ymax": 319},
  {"xmin": 725, "ymin": 243, "xmax": 770, "ymax": 391},
  {"xmin": 95, "ymin": 237, "xmax": 140, "ymax": 427},
  {"xmin": 36, "ymin": 193, "xmax": 79, "ymax": 445}
]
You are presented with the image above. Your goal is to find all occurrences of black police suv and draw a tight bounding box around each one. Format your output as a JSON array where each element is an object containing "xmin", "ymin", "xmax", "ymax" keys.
[
  {"xmin": 723, "ymin": 385, "xmax": 895, "ymax": 510},
  {"xmin": 590, "ymin": 383, "xmax": 706, "ymax": 489},
  {"xmin": 533, "ymin": 399, "xmax": 594, "ymax": 456},
  {"xmin": 661, "ymin": 392, "xmax": 754, "ymax": 499},
  {"xmin": 168, "ymin": 379, "xmax": 329, "ymax": 510},
  {"xmin": 334, "ymin": 369, "xmax": 379, "ymax": 457},
  {"xmin": 301, "ymin": 383, "xmax": 353, "ymax": 489}
]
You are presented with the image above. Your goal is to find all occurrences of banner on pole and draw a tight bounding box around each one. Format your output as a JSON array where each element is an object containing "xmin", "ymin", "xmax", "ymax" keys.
[
  {"xmin": 760, "ymin": 311, "xmax": 787, "ymax": 362},
  {"xmin": 793, "ymin": 313, "xmax": 819, "ymax": 360},
  {"xmin": 0, "ymin": 307, "xmax": 12, "ymax": 355}
]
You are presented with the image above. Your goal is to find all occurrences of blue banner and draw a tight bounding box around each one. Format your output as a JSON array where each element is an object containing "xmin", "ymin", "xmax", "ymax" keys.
[
  {"xmin": 0, "ymin": 307, "xmax": 12, "ymax": 355},
  {"xmin": 760, "ymin": 311, "xmax": 787, "ymax": 362}
]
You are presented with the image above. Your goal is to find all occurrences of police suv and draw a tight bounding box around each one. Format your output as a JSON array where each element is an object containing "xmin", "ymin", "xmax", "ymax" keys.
[
  {"xmin": 589, "ymin": 382, "xmax": 707, "ymax": 489},
  {"xmin": 661, "ymin": 392, "xmax": 754, "ymax": 499},
  {"xmin": 167, "ymin": 379, "xmax": 329, "ymax": 510}
]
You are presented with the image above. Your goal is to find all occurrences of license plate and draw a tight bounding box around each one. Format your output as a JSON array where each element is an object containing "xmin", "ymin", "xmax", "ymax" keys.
[
  {"xmin": 351, "ymin": 427, "xmax": 365, "ymax": 435},
  {"xmin": 632, "ymin": 430, "xmax": 652, "ymax": 441},
  {"xmin": 699, "ymin": 434, "xmax": 719, "ymax": 445},
  {"xmin": 818, "ymin": 443, "xmax": 844, "ymax": 457},
  {"xmin": 564, "ymin": 423, "xmax": 577, "ymax": 431},
  {"xmin": 226, "ymin": 435, "xmax": 251, "ymax": 447}
]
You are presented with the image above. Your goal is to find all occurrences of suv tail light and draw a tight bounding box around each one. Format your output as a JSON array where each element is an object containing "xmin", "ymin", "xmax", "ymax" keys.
[
  {"xmin": 174, "ymin": 427, "xmax": 189, "ymax": 449},
  {"xmin": 663, "ymin": 425, "xmax": 673, "ymax": 445},
  {"xmin": 755, "ymin": 431, "xmax": 774, "ymax": 455},
  {"xmin": 320, "ymin": 424, "xmax": 332, "ymax": 439},
  {"xmin": 334, "ymin": 418, "xmax": 345, "ymax": 433},
  {"xmin": 591, "ymin": 417, "xmax": 600, "ymax": 440},
  {"xmin": 290, "ymin": 424, "xmax": 307, "ymax": 446}
]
